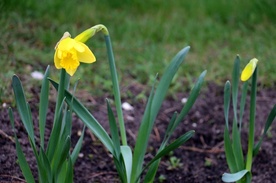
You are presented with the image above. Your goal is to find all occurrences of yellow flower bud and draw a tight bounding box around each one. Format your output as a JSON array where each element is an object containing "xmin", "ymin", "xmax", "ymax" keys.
[{"xmin": 240, "ymin": 58, "xmax": 258, "ymax": 81}]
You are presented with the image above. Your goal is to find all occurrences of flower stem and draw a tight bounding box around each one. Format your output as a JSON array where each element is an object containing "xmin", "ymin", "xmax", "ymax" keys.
[
  {"xmin": 104, "ymin": 35, "xmax": 127, "ymax": 146},
  {"xmin": 246, "ymin": 67, "xmax": 257, "ymax": 171},
  {"xmin": 54, "ymin": 69, "xmax": 66, "ymax": 123}
]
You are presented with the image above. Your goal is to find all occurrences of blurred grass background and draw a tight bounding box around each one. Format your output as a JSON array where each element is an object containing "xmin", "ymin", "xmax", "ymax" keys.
[{"xmin": 1, "ymin": 0, "xmax": 275, "ymax": 102}]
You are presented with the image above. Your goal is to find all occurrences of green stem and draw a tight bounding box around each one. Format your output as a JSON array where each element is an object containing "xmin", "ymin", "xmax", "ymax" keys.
[
  {"xmin": 104, "ymin": 35, "xmax": 127, "ymax": 146},
  {"xmin": 246, "ymin": 67, "xmax": 257, "ymax": 171},
  {"xmin": 54, "ymin": 69, "xmax": 66, "ymax": 123}
]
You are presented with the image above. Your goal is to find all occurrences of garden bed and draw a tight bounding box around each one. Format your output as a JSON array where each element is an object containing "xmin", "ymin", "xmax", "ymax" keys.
[{"xmin": 1, "ymin": 83, "xmax": 276, "ymax": 183}]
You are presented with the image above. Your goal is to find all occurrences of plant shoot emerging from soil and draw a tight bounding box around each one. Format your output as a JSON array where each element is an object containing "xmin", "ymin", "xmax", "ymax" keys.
[{"xmin": 222, "ymin": 57, "xmax": 276, "ymax": 183}]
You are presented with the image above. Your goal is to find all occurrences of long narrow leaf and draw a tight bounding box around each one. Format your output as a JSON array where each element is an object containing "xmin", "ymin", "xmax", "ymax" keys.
[
  {"xmin": 39, "ymin": 66, "xmax": 50, "ymax": 149},
  {"xmin": 121, "ymin": 146, "xmax": 132, "ymax": 183},
  {"xmin": 56, "ymin": 136, "xmax": 71, "ymax": 173},
  {"xmin": 131, "ymin": 46, "xmax": 190, "ymax": 182},
  {"xmin": 106, "ymin": 99, "xmax": 121, "ymax": 159},
  {"xmin": 253, "ymin": 104, "xmax": 276, "ymax": 156},
  {"xmin": 223, "ymin": 128, "xmax": 238, "ymax": 173},
  {"xmin": 172, "ymin": 70, "xmax": 207, "ymax": 131},
  {"xmin": 224, "ymin": 81, "xmax": 231, "ymax": 129},
  {"xmin": 222, "ymin": 169, "xmax": 249, "ymax": 182},
  {"xmin": 239, "ymin": 82, "xmax": 248, "ymax": 130},
  {"xmin": 142, "ymin": 131, "xmax": 194, "ymax": 179},
  {"xmin": 39, "ymin": 148, "xmax": 52, "ymax": 181},
  {"xmin": 232, "ymin": 56, "xmax": 240, "ymax": 122},
  {"xmin": 46, "ymin": 98, "xmax": 66, "ymax": 161},
  {"xmin": 65, "ymin": 158, "xmax": 73, "ymax": 183},
  {"xmin": 49, "ymin": 79, "xmax": 114, "ymax": 155},
  {"xmin": 9, "ymin": 108, "xmax": 35, "ymax": 183},
  {"xmin": 232, "ymin": 119, "xmax": 245, "ymax": 170},
  {"xmin": 151, "ymin": 46, "xmax": 190, "ymax": 122},
  {"xmin": 12, "ymin": 75, "xmax": 35, "ymax": 143},
  {"xmin": 130, "ymin": 77, "xmax": 156, "ymax": 182},
  {"xmin": 71, "ymin": 126, "xmax": 86, "ymax": 165}
]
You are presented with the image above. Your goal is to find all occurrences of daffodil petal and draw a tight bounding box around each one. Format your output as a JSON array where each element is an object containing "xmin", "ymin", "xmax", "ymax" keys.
[
  {"xmin": 77, "ymin": 43, "xmax": 96, "ymax": 63},
  {"xmin": 74, "ymin": 41, "xmax": 85, "ymax": 52},
  {"xmin": 58, "ymin": 37, "xmax": 75, "ymax": 51},
  {"xmin": 65, "ymin": 67, "xmax": 78, "ymax": 76},
  {"xmin": 54, "ymin": 50, "xmax": 62, "ymax": 69},
  {"xmin": 241, "ymin": 58, "xmax": 258, "ymax": 81}
]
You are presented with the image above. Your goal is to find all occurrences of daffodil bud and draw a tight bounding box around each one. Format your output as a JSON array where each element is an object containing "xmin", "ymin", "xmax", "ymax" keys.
[
  {"xmin": 240, "ymin": 58, "xmax": 258, "ymax": 81},
  {"xmin": 74, "ymin": 24, "xmax": 109, "ymax": 43}
]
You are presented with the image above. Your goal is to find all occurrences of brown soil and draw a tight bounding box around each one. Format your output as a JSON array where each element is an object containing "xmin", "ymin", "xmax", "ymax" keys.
[{"xmin": 1, "ymin": 83, "xmax": 276, "ymax": 183}]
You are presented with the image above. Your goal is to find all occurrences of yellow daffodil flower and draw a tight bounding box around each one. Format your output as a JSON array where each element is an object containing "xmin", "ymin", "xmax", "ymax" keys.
[
  {"xmin": 240, "ymin": 58, "xmax": 258, "ymax": 81},
  {"xmin": 54, "ymin": 32, "xmax": 96, "ymax": 76}
]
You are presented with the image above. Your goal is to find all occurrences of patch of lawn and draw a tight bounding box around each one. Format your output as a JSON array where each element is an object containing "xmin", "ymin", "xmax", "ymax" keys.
[{"xmin": 1, "ymin": 0, "xmax": 275, "ymax": 102}]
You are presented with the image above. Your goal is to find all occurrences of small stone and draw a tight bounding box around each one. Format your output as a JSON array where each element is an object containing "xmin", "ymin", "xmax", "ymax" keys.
[
  {"xmin": 31, "ymin": 71, "xmax": 44, "ymax": 80},
  {"xmin": 122, "ymin": 102, "xmax": 134, "ymax": 111},
  {"xmin": 78, "ymin": 153, "xmax": 84, "ymax": 158},
  {"xmin": 181, "ymin": 98, "xmax": 188, "ymax": 104},
  {"xmin": 77, "ymin": 130, "xmax": 82, "ymax": 136},
  {"xmin": 2, "ymin": 103, "xmax": 7, "ymax": 108}
]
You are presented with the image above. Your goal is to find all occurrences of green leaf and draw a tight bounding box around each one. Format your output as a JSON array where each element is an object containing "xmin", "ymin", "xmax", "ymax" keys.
[
  {"xmin": 224, "ymin": 81, "xmax": 231, "ymax": 130},
  {"xmin": 143, "ymin": 131, "xmax": 194, "ymax": 183},
  {"xmin": 162, "ymin": 112, "xmax": 178, "ymax": 145},
  {"xmin": 28, "ymin": 135, "xmax": 48, "ymax": 183},
  {"xmin": 39, "ymin": 65, "xmax": 50, "ymax": 150},
  {"xmin": 12, "ymin": 75, "xmax": 35, "ymax": 143},
  {"xmin": 71, "ymin": 126, "xmax": 85, "ymax": 165},
  {"xmin": 39, "ymin": 149, "xmax": 52, "ymax": 182},
  {"xmin": 106, "ymin": 99, "xmax": 121, "ymax": 159},
  {"xmin": 130, "ymin": 76, "xmax": 156, "ymax": 183},
  {"xmin": 14, "ymin": 136, "xmax": 36, "ymax": 183},
  {"xmin": 172, "ymin": 70, "xmax": 207, "ymax": 131},
  {"xmin": 232, "ymin": 119, "xmax": 245, "ymax": 170},
  {"xmin": 253, "ymin": 104, "xmax": 276, "ymax": 156},
  {"xmin": 46, "ymin": 98, "xmax": 66, "ymax": 161},
  {"xmin": 121, "ymin": 146, "xmax": 132, "ymax": 183},
  {"xmin": 9, "ymin": 108, "xmax": 35, "ymax": 183},
  {"xmin": 143, "ymin": 131, "xmax": 194, "ymax": 178},
  {"xmin": 65, "ymin": 158, "xmax": 73, "ymax": 183},
  {"xmin": 239, "ymin": 82, "xmax": 248, "ymax": 130},
  {"xmin": 56, "ymin": 136, "xmax": 71, "ymax": 172},
  {"xmin": 224, "ymin": 127, "xmax": 238, "ymax": 173},
  {"xmin": 131, "ymin": 46, "xmax": 190, "ymax": 182},
  {"xmin": 49, "ymin": 79, "xmax": 114, "ymax": 155},
  {"xmin": 232, "ymin": 55, "xmax": 240, "ymax": 123},
  {"xmin": 222, "ymin": 169, "xmax": 249, "ymax": 182},
  {"xmin": 151, "ymin": 46, "xmax": 190, "ymax": 123}
]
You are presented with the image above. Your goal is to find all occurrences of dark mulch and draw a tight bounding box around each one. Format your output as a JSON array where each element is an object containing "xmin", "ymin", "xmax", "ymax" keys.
[{"xmin": 1, "ymin": 82, "xmax": 276, "ymax": 183}]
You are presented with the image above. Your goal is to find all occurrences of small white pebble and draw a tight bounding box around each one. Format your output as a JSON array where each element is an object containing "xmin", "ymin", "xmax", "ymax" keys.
[
  {"xmin": 126, "ymin": 115, "xmax": 135, "ymax": 121},
  {"xmin": 181, "ymin": 98, "xmax": 188, "ymax": 104},
  {"xmin": 122, "ymin": 102, "xmax": 134, "ymax": 111},
  {"xmin": 31, "ymin": 71, "xmax": 44, "ymax": 80},
  {"xmin": 78, "ymin": 153, "xmax": 84, "ymax": 158},
  {"xmin": 77, "ymin": 130, "xmax": 82, "ymax": 136},
  {"xmin": 2, "ymin": 103, "xmax": 7, "ymax": 108},
  {"xmin": 192, "ymin": 123, "xmax": 197, "ymax": 128}
]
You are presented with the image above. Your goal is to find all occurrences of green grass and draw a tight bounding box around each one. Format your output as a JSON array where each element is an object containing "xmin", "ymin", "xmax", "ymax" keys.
[{"xmin": 1, "ymin": 0, "xmax": 276, "ymax": 102}]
